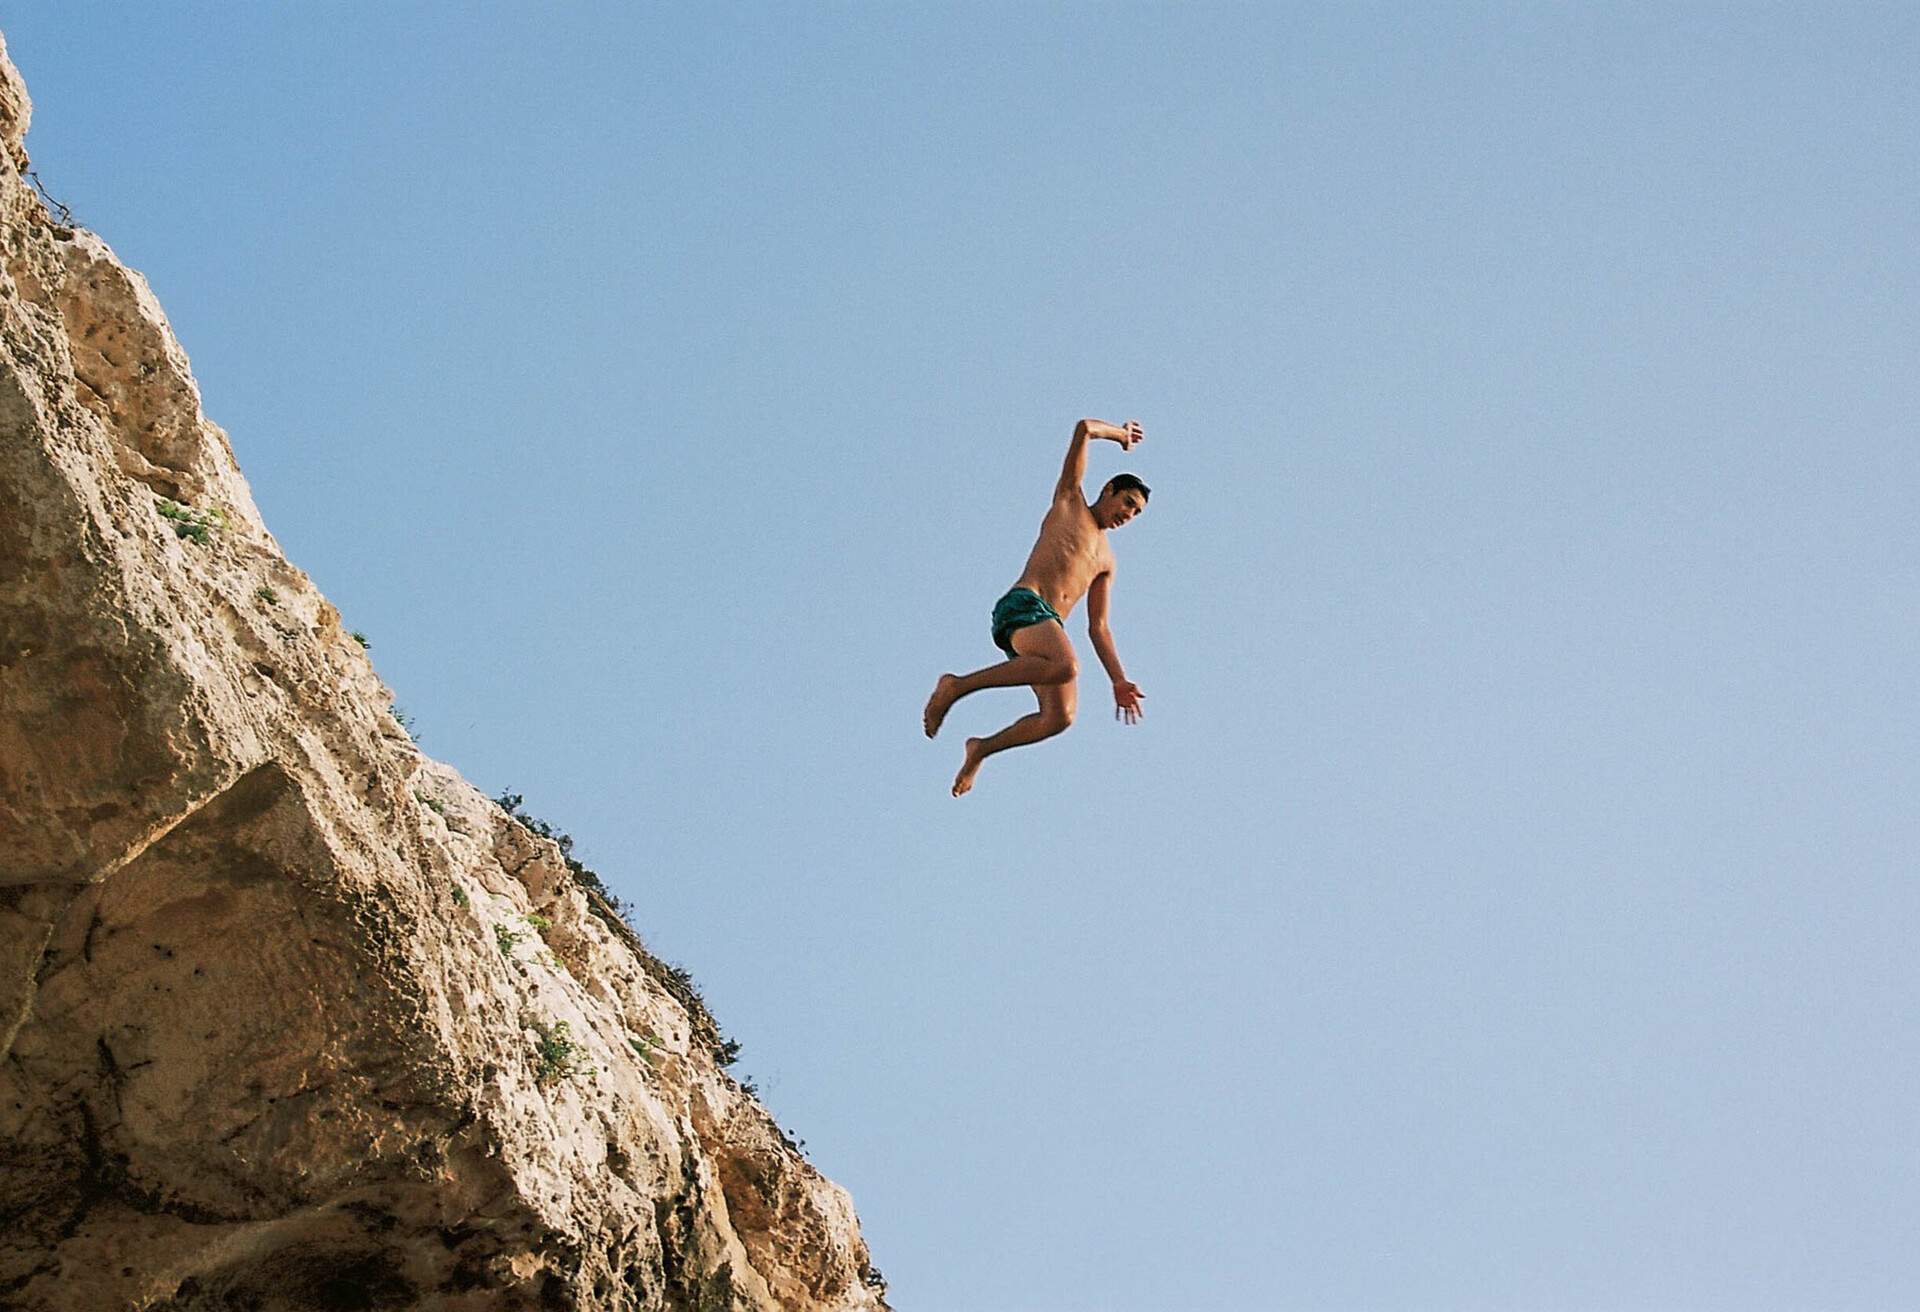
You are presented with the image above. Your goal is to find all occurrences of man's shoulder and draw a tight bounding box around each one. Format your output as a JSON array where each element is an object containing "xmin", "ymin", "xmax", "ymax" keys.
[
  {"xmin": 1045, "ymin": 489, "xmax": 1097, "ymax": 520},
  {"xmin": 1038, "ymin": 494, "xmax": 1089, "ymax": 532}
]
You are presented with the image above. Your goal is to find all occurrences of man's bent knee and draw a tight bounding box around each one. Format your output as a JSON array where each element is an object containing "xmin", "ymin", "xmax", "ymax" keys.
[{"xmin": 1038, "ymin": 691, "xmax": 1075, "ymax": 734}]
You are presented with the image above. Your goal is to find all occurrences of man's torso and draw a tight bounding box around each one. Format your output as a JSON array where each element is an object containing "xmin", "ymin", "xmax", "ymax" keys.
[{"xmin": 1014, "ymin": 495, "xmax": 1111, "ymax": 617}]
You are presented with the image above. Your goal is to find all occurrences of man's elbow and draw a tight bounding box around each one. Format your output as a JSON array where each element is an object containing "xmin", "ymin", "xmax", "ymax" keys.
[{"xmin": 1088, "ymin": 621, "xmax": 1112, "ymax": 644}]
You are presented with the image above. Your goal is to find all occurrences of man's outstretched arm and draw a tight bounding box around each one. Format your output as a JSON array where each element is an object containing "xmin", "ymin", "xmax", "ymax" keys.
[
  {"xmin": 1056, "ymin": 417, "xmax": 1144, "ymax": 499},
  {"xmin": 1085, "ymin": 571, "xmax": 1145, "ymax": 724}
]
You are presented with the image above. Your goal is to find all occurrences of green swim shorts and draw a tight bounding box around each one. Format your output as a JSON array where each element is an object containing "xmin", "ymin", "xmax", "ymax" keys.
[{"xmin": 991, "ymin": 587, "xmax": 1063, "ymax": 658}]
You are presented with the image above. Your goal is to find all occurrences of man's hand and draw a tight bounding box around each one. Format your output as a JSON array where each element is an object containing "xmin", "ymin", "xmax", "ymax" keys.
[
  {"xmin": 1113, "ymin": 680, "xmax": 1146, "ymax": 725},
  {"xmin": 1112, "ymin": 419, "xmax": 1144, "ymax": 452}
]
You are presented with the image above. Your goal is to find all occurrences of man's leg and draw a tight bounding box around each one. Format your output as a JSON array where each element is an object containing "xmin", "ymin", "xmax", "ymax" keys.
[
  {"xmin": 947, "ymin": 625, "xmax": 1078, "ymax": 797},
  {"xmin": 952, "ymin": 676, "xmax": 1076, "ymax": 797},
  {"xmin": 923, "ymin": 622, "xmax": 1074, "ymax": 738}
]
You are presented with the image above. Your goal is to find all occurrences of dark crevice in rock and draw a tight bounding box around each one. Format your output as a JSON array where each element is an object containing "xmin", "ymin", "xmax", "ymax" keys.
[{"xmin": 56, "ymin": 1098, "xmax": 249, "ymax": 1242}]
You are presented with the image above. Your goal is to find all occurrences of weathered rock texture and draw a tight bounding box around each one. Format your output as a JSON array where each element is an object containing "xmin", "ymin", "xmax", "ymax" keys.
[{"xmin": 0, "ymin": 33, "xmax": 888, "ymax": 1312}]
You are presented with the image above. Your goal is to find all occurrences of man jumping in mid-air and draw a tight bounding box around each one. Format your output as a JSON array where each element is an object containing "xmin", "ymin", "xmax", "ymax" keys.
[{"xmin": 923, "ymin": 417, "xmax": 1151, "ymax": 796}]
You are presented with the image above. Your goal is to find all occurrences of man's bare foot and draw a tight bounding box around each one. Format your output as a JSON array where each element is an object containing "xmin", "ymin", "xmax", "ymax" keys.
[
  {"xmin": 951, "ymin": 738, "xmax": 986, "ymax": 797},
  {"xmin": 923, "ymin": 674, "xmax": 961, "ymax": 738}
]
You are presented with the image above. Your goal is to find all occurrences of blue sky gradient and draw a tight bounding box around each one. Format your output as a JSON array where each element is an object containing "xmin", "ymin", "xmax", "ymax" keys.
[{"xmin": 9, "ymin": 5, "xmax": 1918, "ymax": 1308}]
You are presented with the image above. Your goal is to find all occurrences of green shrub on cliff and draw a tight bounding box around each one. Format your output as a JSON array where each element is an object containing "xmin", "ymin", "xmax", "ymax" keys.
[
  {"xmin": 531, "ymin": 1018, "xmax": 591, "ymax": 1085},
  {"xmin": 154, "ymin": 495, "xmax": 225, "ymax": 544}
]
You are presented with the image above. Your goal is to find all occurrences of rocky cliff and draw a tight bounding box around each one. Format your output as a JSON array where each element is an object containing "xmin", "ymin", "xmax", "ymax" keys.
[{"xmin": 0, "ymin": 33, "xmax": 888, "ymax": 1312}]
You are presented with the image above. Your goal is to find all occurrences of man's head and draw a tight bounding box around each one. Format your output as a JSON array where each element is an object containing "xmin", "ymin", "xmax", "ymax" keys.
[{"xmin": 1093, "ymin": 473, "xmax": 1151, "ymax": 530}]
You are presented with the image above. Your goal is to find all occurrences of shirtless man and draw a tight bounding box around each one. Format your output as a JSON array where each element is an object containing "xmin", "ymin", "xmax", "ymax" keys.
[{"xmin": 922, "ymin": 417, "xmax": 1150, "ymax": 796}]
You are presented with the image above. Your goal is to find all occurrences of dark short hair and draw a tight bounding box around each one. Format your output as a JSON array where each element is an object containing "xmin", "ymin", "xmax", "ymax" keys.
[{"xmin": 1106, "ymin": 473, "xmax": 1151, "ymax": 503}]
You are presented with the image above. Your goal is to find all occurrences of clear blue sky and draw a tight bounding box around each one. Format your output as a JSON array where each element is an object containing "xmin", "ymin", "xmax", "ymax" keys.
[{"xmin": 11, "ymin": 5, "xmax": 1918, "ymax": 1308}]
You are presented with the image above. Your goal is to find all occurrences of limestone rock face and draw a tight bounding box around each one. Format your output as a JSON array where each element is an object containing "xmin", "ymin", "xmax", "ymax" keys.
[{"xmin": 0, "ymin": 32, "xmax": 888, "ymax": 1312}]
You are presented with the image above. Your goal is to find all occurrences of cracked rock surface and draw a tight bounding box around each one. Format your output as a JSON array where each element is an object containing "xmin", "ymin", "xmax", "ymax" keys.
[{"xmin": 0, "ymin": 31, "xmax": 888, "ymax": 1312}]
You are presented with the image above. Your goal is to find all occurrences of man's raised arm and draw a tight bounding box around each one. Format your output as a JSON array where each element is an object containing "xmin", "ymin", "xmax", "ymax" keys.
[{"xmin": 1055, "ymin": 417, "xmax": 1144, "ymax": 499}]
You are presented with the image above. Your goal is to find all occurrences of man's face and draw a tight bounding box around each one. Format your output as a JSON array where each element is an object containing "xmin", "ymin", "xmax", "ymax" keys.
[{"xmin": 1097, "ymin": 487, "xmax": 1147, "ymax": 530}]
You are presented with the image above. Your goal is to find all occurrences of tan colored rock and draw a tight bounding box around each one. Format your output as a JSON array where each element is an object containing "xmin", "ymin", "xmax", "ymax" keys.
[
  {"xmin": 0, "ymin": 32, "xmax": 27, "ymax": 172},
  {"xmin": 0, "ymin": 29, "xmax": 888, "ymax": 1312}
]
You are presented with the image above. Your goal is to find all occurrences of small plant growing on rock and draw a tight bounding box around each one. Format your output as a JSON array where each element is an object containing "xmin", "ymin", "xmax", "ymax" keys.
[
  {"xmin": 254, "ymin": 585, "xmax": 280, "ymax": 606},
  {"xmin": 413, "ymin": 790, "xmax": 447, "ymax": 817},
  {"xmin": 450, "ymin": 885, "xmax": 470, "ymax": 909},
  {"xmin": 522, "ymin": 913, "xmax": 551, "ymax": 930},
  {"xmin": 531, "ymin": 1019, "xmax": 590, "ymax": 1085},
  {"xmin": 27, "ymin": 169, "xmax": 79, "ymax": 231},
  {"xmin": 350, "ymin": 630, "xmax": 372, "ymax": 648},
  {"xmin": 389, "ymin": 703, "xmax": 416, "ymax": 741},
  {"xmin": 155, "ymin": 496, "xmax": 225, "ymax": 544},
  {"xmin": 494, "ymin": 923, "xmax": 526, "ymax": 956}
]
